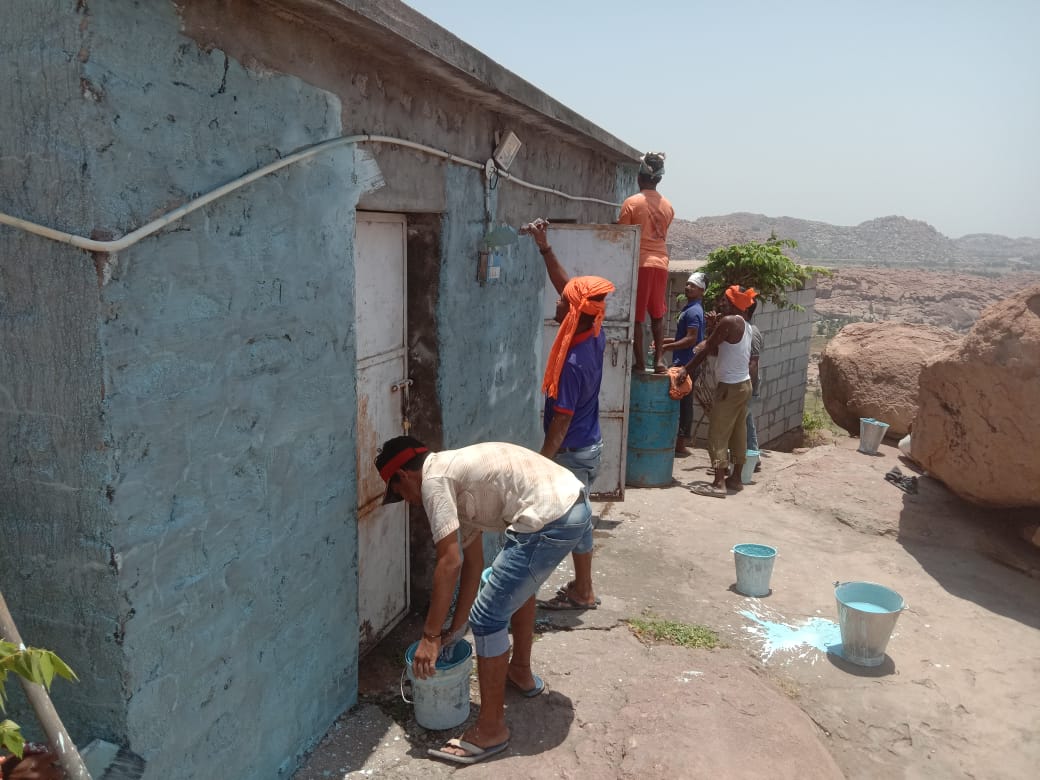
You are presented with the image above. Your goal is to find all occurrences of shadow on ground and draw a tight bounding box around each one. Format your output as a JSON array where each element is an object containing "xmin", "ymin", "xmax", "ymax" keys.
[{"xmin": 897, "ymin": 473, "xmax": 1040, "ymax": 631}]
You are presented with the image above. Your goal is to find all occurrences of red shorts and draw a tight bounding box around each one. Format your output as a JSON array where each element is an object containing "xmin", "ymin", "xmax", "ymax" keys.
[{"xmin": 635, "ymin": 266, "xmax": 669, "ymax": 323}]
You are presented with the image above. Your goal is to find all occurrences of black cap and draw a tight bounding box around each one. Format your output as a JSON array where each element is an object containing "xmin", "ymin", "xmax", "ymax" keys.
[{"xmin": 374, "ymin": 435, "xmax": 429, "ymax": 504}]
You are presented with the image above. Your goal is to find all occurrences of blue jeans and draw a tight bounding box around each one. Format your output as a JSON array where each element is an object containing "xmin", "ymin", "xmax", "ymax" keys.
[
  {"xmin": 553, "ymin": 441, "xmax": 601, "ymax": 554},
  {"xmin": 746, "ymin": 394, "xmax": 760, "ymax": 452},
  {"xmin": 469, "ymin": 493, "xmax": 593, "ymax": 657}
]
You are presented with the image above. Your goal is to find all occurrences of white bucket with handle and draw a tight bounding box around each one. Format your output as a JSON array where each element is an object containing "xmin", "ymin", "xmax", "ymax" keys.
[{"xmin": 401, "ymin": 639, "xmax": 473, "ymax": 730}]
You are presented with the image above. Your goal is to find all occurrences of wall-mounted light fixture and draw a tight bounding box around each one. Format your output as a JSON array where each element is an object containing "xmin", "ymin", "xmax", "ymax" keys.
[{"xmin": 492, "ymin": 131, "xmax": 522, "ymax": 171}]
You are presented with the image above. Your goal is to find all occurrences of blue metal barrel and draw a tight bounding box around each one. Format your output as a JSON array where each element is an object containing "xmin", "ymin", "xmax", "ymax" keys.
[{"xmin": 626, "ymin": 372, "xmax": 679, "ymax": 487}]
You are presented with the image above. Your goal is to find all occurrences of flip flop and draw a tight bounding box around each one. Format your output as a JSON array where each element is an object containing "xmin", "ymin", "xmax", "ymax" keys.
[
  {"xmin": 691, "ymin": 484, "xmax": 727, "ymax": 499},
  {"xmin": 428, "ymin": 738, "xmax": 510, "ymax": 765},
  {"xmin": 538, "ymin": 592, "xmax": 600, "ymax": 611},
  {"xmin": 507, "ymin": 673, "xmax": 545, "ymax": 698},
  {"xmin": 554, "ymin": 586, "xmax": 603, "ymax": 605}
]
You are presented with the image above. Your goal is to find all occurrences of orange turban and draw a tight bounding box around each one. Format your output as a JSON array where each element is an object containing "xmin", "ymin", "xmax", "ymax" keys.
[
  {"xmin": 724, "ymin": 285, "xmax": 757, "ymax": 312},
  {"xmin": 542, "ymin": 275, "xmax": 615, "ymax": 398}
]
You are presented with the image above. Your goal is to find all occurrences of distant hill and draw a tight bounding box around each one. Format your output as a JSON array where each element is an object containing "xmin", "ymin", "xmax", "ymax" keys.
[{"xmin": 668, "ymin": 213, "xmax": 1040, "ymax": 272}]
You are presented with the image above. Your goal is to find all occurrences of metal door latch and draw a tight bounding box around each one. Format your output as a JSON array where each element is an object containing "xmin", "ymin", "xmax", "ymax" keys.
[
  {"xmin": 607, "ymin": 338, "xmax": 632, "ymax": 367},
  {"xmin": 390, "ymin": 379, "xmax": 413, "ymax": 393}
]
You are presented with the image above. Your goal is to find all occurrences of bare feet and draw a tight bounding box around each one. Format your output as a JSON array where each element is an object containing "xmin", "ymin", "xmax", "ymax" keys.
[
  {"xmin": 725, "ymin": 476, "xmax": 743, "ymax": 492},
  {"xmin": 653, "ymin": 362, "xmax": 668, "ymax": 374}
]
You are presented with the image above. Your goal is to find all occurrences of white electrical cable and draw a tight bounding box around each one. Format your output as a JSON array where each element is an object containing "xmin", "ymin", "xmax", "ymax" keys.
[
  {"xmin": 0, "ymin": 133, "xmax": 622, "ymax": 254},
  {"xmin": 495, "ymin": 169, "xmax": 622, "ymax": 208}
]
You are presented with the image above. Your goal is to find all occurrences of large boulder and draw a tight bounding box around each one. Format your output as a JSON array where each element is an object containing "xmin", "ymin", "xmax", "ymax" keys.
[
  {"xmin": 819, "ymin": 321, "xmax": 960, "ymax": 437},
  {"xmin": 912, "ymin": 285, "xmax": 1040, "ymax": 508}
]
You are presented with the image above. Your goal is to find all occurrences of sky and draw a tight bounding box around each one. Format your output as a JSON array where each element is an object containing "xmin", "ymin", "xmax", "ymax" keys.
[{"xmin": 404, "ymin": 0, "xmax": 1040, "ymax": 238}]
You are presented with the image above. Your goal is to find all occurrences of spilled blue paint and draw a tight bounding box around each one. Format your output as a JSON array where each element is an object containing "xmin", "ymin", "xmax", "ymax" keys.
[{"xmin": 739, "ymin": 609, "xmax": 842, "ymax": 664}]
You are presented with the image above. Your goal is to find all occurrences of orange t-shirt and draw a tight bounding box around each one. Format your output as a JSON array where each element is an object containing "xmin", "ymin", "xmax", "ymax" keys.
[{"xmin": 618, "ymin": 189, "xmax": 675, "ymax": 270}]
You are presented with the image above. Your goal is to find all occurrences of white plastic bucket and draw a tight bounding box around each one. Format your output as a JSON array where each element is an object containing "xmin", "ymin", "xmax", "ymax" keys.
[
  {"xmin": 741, "ymin": 451, "xmax": 760, "ymax": 484},
  {"xmin": 401, "ymin": 639, "xmax": 473, "ymax": 730},
  {"xmin": 733, "ymin": 543, "xmax": 777, "ymax": 597},
  {"xmin": 858, "ymin": 418, "xmax": 890, "ymax": 454},
  {"xmin": 834, "ymin": 581, "xmax": 905, "ymax": 666}
]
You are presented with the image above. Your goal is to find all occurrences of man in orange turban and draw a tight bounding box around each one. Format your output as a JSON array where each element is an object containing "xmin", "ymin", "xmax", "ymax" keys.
[
  {"xmin": 522, "ymin": 219, "xmax": 614, "ymax": 610},
  {"xmin": 676, "ymin": 285, "xmax": 758, "ymax": 497}
]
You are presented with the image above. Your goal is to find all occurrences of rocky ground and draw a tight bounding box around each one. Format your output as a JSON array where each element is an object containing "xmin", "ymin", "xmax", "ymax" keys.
[
  {"xmin": 814, "ymin": 267, "xmax": 1040, "ymax": 332},
  {"xmin": 294, "ymin": 440, "xmax": 1040, "ymax": 779}
]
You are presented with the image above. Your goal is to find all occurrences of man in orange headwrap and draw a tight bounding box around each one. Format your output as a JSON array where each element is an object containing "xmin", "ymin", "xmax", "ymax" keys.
[
  {"xmin": 676, "ymin": 284, "xmax": 758, "ymax": 497},
  {"xmin": 521, "ymin": 219, "xmax": 614, "ymax": 610}
]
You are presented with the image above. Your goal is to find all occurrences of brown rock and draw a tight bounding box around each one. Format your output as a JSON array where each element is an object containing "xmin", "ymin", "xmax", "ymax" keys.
[
  {"xmin": 819, "ymin": 322, "xmax": 960, "ymax": 437},
  {"xmin": 913, "ymin": 285, "xmax": 1040, "ymax": 508}
]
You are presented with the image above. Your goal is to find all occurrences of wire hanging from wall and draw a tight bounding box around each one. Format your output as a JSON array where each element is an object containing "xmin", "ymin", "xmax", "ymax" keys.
[{"xmin": 0, "ymin": 133, "xmax": 627, "ymax": 255}]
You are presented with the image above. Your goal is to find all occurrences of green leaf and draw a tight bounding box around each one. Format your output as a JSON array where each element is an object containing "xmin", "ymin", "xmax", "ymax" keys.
[
  {"xmin": 0, "ymin": 719, "xmax": 25, "ymax": 759},
  {"xmin": 49, "ymin": 653, "xmax": 78, "ymax": 683},
  {"xmin": 29, "ymin": 652, "xmax": 43, "ymax": 691},
  {"xmin": 37, "ymin": 652, "xmax": 54, "ymax": 690}
]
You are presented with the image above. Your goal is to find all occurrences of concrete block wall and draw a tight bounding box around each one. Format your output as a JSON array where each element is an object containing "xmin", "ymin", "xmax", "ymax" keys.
[
  {"xmin": 665, "ymin": 273, "xmax": 816, "ymax": 448},
  {"xmin": 749, "ymin": 280, "xmax": 817, "ymax": 447}
]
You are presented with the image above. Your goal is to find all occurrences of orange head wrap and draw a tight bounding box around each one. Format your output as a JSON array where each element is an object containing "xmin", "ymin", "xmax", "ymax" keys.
[
  {"xmin": 542, "ymin": 275, "xmax": 616, "ymax": 398},
  {"xmin": 724, "ymin": 285, "xmax": 757, "ymax": 312}
]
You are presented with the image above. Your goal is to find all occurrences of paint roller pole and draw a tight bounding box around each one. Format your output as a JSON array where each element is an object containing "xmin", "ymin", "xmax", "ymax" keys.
[{"xmin": 0, "ymin": 590, "xmax": 93, "ymax": 780}]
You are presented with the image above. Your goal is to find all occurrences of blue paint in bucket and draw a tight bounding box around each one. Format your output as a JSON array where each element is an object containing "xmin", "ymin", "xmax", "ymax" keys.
[
  {"xmin": 843, "ymin": 601, "xmax": 890, "ymax": 613},
  {"xmin": 402, "ymin": 639, "xmax": 473, "ymax": 730},
  {"xmin": 833, "ymin": 581, "xmax": 904, "ymax": 666},
  {"xmin": 733, "ymin": 543, "xmax": 777, "ymax": 597}
]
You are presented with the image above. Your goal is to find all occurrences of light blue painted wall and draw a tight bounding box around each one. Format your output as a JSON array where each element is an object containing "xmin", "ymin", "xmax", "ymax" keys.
[
  {"xmin": 437, "ymin": 166, "xmax": 546, "ymax": 450},
  {"xmin": 2, "ymin": 2, "xmax": 361, "ymax": 779},
  {"xmin": 434, "ymin": 161, "xmax": 638, "ymax": 452},
  {"xmin": 0, "ymin": 2, "xmax": 641, "ymax": 777}
]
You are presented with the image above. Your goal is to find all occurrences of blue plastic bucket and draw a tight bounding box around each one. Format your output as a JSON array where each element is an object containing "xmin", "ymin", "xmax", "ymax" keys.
[
  {"xmin": 858, "ymin": 418, "xmax": 889, "ymax": 454},
  {"xmin": 733, "ymin": 543, "xmax": 777, "ymax": 597},
  {"xmin": 626, "ymin": 372, "xmax": 679, "ymax": 487},
  {"xmin": 834, "ymin": 582, "xmax": 904, "ymax": 666},
  {"xmin": 401, "ymin": 639, "xmax": 473, "ymax": 730},
  {"xmin": 741, "ymin": 450, "xmax": 760, "ymax": 484}
]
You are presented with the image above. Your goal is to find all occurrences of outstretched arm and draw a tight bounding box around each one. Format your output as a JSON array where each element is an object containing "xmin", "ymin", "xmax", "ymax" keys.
[
  {"xmin": 661, "ymin": 332, "xmax": 701, "ymax": 352},
  {"xmin": 522, "ymin": 218, "xmax": 569, "ymax": 295}
]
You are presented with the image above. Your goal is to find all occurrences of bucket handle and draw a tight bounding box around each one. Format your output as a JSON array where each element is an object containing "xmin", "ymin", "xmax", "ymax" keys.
[{"xmin": 400, "ymin": 668, "xmax": 413, "ymax": 704}]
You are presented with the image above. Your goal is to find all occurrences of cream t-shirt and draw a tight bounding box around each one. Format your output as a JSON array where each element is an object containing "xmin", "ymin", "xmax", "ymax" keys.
[{"xmin": 421, "ymin": 442, "xmax": 583, "ymax": 547}]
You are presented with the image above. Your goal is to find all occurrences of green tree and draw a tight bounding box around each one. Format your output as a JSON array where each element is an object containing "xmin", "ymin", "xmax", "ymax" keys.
[{"xmin": 700, "ymin": 236, "xmax": 831, "ymax": 311}]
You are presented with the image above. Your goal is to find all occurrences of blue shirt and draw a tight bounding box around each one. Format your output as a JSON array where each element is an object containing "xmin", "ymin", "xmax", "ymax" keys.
[
  {"xmin": 672, "ymin": 299, "xmax": 705, "ymax": 366},
  {"xmin": 543, "ymin": 329, "xmax": 605, "ymax": 448}
]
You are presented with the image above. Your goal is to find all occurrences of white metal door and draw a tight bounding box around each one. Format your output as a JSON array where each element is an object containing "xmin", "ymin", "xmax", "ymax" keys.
[
  {"xmin": 540, "ymin": 224, "xmax": 639, "ymax": 500},
  {"xmin": 355, "ymin": 212, "xmax": 410, "ymax": 652}
]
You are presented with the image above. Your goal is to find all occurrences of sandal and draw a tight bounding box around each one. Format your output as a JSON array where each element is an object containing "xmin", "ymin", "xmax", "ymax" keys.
[{"xmin": 538, "ymin": 592, "xmax": 600, "ymax": 611}]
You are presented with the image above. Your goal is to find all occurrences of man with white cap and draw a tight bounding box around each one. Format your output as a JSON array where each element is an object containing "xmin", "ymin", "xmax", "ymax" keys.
[{"xmin": 662, "ymin": 271, "xmax": 707, "ymax": 455}]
